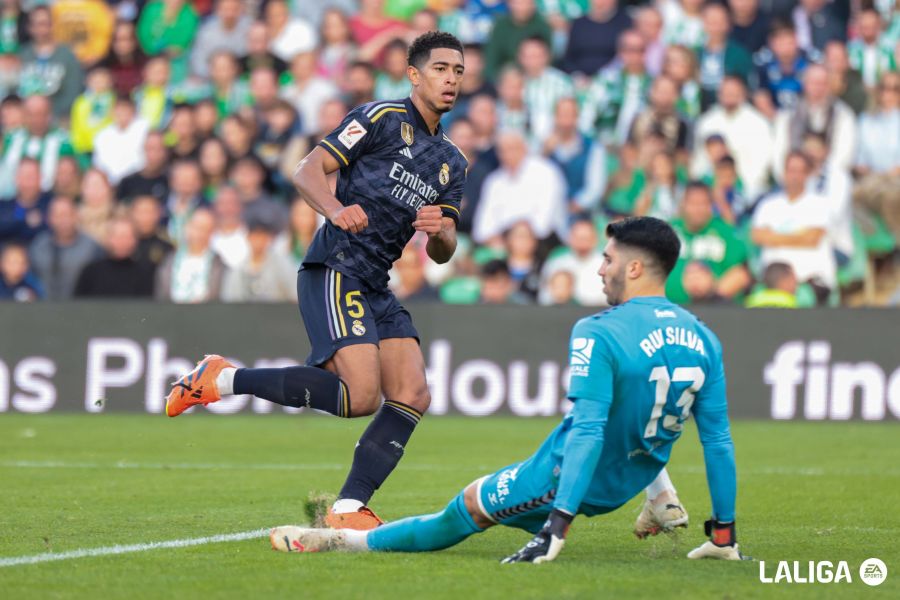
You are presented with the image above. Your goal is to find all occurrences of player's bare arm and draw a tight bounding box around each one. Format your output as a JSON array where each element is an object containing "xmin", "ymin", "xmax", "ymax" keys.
[
  {"xmin": 293, "ymin": 146, "xmax": 369, "ymax": 234},
  {"xmin": 415, "ymin": 208, "xmax": 457, "ymax": 264},
  {"xmin": 751, "ymin": 226, "xmax": 825, "ymax": 248}
]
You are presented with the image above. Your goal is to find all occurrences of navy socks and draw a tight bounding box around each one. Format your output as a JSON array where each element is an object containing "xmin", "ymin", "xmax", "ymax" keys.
[
  {"xmin": 233, "ymin": 367, "xmax": 425, "ymax": 506},
  {"xmin": 232, "ymin": 367, "xmax": 351, "ymax": 417},
  {"xmin": 338, "ymin": 400, "xmax": 422, "ymax": 504}
]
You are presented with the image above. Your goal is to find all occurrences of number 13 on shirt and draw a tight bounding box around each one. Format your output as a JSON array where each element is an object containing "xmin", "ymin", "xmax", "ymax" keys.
[{"xmin": 644, "ymin": 366, "xmax": 706, "ymax": 438}]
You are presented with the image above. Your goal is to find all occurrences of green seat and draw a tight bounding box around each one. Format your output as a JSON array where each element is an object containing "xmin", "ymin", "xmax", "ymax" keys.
[{"xmin": 439, "ymin": 277, "xmax": 481, "ymax": 304}]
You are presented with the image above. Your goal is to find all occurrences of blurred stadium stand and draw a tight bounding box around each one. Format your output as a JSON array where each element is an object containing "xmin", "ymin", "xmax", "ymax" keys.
[{"xmin": 0, "ymin": 0, "xmax": 898, "ymax": 308}]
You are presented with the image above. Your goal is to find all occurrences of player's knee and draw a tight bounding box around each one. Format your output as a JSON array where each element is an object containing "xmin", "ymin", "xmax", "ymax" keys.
[
  {"xmin": 463, "ymin": 482, "xmax": 494, "ymax": 530},
  {"xmin": 345, "ymin": 379, "xmax": 381, "ymax": 417},
  {"xmin": 394, "ymin": 384, "xmax": 431, "ymax": 414}
]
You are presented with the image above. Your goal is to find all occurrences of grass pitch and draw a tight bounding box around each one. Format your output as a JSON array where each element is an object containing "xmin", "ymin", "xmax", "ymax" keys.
[{"xmin": 0, "ymin": 414, "xmax": 897, "ymax": 599}]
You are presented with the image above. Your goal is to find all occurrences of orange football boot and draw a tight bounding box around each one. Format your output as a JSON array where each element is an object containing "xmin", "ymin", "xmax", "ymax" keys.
[
  {"xmin": 324, "ymin": 506, "xmax": 384, "ymax": 530},
  {"xmin": 165, "ymin": 354, "xmax": 235, "ymax": 417}
]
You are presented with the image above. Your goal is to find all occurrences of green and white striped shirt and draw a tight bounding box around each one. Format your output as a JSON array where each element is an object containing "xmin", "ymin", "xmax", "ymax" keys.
[
  {"xmin": 579, "ymin": 67, "xmax": 651, "ymax": 145},
  {"xmin": 660, "ymin": 0, "xmax": 704, "ymax": 51},
  {"xmin": 524, "ymin": 67, "xmax": 575, "ymax": 142},
  {"xmin": 677, "ymin": 80, "xmax": 702, "ymax": 121},
  {"xmin": 885, "ymin": 15, "xmax": 900, "ymax": 48},
  {"xmin": 0, "ymin": 128, "xmax": 74, "ymax": 197},
  {"xmin": 848, "ymin": 40, "xmax": 896, "ymax": 88}
]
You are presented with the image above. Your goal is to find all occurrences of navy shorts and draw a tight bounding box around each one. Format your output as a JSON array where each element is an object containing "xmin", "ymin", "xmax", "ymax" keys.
[{"xmin": 297, "ymin": 264, "xmax": 419, "ymax": 366}]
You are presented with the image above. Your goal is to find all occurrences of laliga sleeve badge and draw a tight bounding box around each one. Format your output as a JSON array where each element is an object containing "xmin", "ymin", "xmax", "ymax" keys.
[
  {"xmin": 352, "ymin": 320, "xmax": 366, "ymax": 336},
  {"xmin": 338, "ymin": 119, "xmax": 367, "ymax": 149},
  {"xmin": 401, "ymin": 122, "xmax": 414, "ymax": 146},
  {"xmin": 439, "ymin": 162, "xmax": 450, "ymax": 186}
]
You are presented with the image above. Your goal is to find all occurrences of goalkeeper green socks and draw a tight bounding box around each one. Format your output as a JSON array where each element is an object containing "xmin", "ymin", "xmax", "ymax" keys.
[{"xmin": 366, "ymin": 493, "xmax": 483, "ymax": 552}]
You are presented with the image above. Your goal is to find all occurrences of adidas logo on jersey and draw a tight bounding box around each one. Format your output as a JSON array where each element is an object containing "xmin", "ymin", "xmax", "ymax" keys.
[{"xmin": 398, "ymin": 147, "xmax": 413, "ymax": 159}]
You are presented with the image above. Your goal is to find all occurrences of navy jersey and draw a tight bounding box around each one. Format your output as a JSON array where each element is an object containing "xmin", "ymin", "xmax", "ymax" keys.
[
  {"xmin": 548, "ymin": 297, "xmax": 736, "ymax": 521},
  {"xmin": 752, "ymin": 48, "xmax": 812, "ymax": 109},
  {"xmin": 307, "ymin": 97, "xmax": 468, "ymax": 290}
]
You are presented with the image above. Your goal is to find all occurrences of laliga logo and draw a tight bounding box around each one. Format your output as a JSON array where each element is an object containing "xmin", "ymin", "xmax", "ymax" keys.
[
  {"xmin": 759, "ymin": 561, "xmax": 853, "ymax": 584},
  {"xmin": 758, "ymin": 558, "xmax": 887, "ymax": 585}
]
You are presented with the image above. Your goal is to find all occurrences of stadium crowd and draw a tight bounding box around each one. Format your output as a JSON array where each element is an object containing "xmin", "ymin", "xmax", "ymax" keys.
[{"xmin": 0, "ymin": 0, "xmax": 898, "ymax": 307}]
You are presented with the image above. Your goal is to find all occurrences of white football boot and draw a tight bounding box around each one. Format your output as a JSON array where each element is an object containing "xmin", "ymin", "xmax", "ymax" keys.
[
  {"xmin": 634, "ymin": 495, "xmax": 689, "ymax": 539},
  {"xmin": 270, "ymin": 526, "xmax": 349, "ymax": 553},
  {"xmin": 687, "ymin": 541, "xmax": 743, "ymax": 560}
]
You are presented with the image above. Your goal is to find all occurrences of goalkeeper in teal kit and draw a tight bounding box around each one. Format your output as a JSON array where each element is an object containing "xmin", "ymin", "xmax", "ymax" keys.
[{"xmin": 271, "ymin": 217, "xmax": 744, "ymax": 562}]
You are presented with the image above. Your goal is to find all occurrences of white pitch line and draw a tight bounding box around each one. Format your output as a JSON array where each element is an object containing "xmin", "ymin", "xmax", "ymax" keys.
[
  {"xmin": 0, "ymin": 529, "xmax": 269, "ymax": 568},
  {"xmin": 0, "ymin": 459, "xmax": 481, "ymax": 472},
  {"xmin": 0, "ymin": 459, "xmax": 345, "ymax": 471}
]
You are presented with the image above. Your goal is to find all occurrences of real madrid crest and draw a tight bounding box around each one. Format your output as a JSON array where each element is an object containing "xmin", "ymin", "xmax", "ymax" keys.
[
  {"xmin": 401, "ymin": 122, "xmax": 414, "ymax": 146},
  {"xmin": 439, "ymin": 162, "xmax": 450, "ymax": 186},
  {"xmin": 352, "ymin": 319, "xmax": 366, "ymax": 336}
]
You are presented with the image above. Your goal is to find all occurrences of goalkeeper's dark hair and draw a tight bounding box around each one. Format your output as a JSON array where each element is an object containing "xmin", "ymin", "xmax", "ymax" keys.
[
  {"xmin": 407, "ymin": 31, "xmax": 464, "ymax": 69},
  {"xmin": 605, "ymin": 217, "xmax": 681, "ymax": 278}
]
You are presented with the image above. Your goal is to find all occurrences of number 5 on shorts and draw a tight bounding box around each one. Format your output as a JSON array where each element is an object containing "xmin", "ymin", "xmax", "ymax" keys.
[{"xmin": 345, "ymin": 291, "xmax": 365, "ymax": 318}]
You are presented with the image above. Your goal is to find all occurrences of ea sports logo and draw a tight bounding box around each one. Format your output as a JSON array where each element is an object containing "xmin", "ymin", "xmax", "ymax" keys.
[{"xmin": 859, "ymin": 558, "xmax": 887, "ymax": 586}]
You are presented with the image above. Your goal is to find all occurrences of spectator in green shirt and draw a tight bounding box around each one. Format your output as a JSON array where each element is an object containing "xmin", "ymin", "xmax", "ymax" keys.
[
  {"xmin": 206, "ymin": 50, "xmax": 251, "ymax": 120},
  {"xmin": 373, "ymin": 38, "xmax": 411, "ymax": 100},
  {"xmin": 665, "ymin": 181, "xmax": 751, "ymax": 304},
  {"xmin": 0, "ymin": 95, "xmax": 75, "ymax": 198},
  {"xmin": 0, "ymin": 0, "xmax": 27, "ymax": 55},
  {"xmin": 680, "ymin": 260, "xmax": 730, "ymax": 305},
  {"xmin": 696, "ymin": 3, "xmax": 752, "ymax": 110},
  {"xmin": 136, "ymin": 0, "xmax": 199, "ymax": 84},
  {"xmin": 484, "ymin": 0, "xmax": 552, "ymax": 79},
  {"xmin": 384, "ymin": 0, "xmax": 426, "ymax": 22},
  {"xmin": 17, "ymin": 6, "xmax": 84, "ymax": 119}
]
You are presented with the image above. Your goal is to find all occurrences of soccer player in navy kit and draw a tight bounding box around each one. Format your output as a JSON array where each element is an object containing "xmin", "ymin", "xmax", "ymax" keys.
[
  {"xmin": 165, "ymin": 32, "xmax": 468, "ymax": 530},
  {"xmin": 270, "ymin": 218, "xmax": 745, "ymax": 563}
]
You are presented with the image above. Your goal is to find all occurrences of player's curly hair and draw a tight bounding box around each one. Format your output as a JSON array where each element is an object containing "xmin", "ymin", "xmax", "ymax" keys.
[{"xmin": 407, "ymin": 31, "xmax": 464, "ymax": 69}]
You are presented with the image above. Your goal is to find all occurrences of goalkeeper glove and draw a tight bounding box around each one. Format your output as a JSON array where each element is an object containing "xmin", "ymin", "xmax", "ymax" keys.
[
  {"xmin": 687, "ymin": 519, "xmax": 747, "ymax": 560},
  {"xmin": 501, "ymin": 509, "xmax": 573, "ymax": 564}
]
